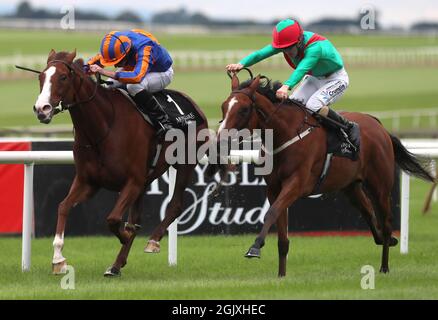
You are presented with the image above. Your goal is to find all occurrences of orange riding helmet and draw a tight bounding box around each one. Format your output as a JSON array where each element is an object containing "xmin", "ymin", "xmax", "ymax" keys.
[
  {"xmin": 99, "ymin": 31, "xmax": 132, "ymax": 66},
  {"xmin": 272, "ymin": 19, "xmax": 304, "ymax": 49}
]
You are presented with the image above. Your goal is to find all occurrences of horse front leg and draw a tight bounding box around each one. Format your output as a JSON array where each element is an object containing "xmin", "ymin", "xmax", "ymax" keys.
[
  {"xmin": 104, "ymin": 178, "xmax": 144, "ymax": 277},
  {"xmin": 106, "ymin": 179, "xmax": 144, "ymax": 246},
  {"xmin": 265, "ymin": 184, "xmax": 290, "ymax": 277},
  {"xmin": 276, "ymin": 210, "xmax": 289, "ymax": 277},
  {"xmin": 52, "ymin": 176, "xmax": 97, "ymax": 274},
  {"xmin": 245, "ymin": 176, "xmax": 301, "ymax": 261},
  {"xmin": 104, "ymin": 192, "xmax": 144, "ymax": 277}
]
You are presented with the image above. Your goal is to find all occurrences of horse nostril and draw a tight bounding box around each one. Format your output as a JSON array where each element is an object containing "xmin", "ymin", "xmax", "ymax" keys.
[
  {"xmin": 33, "ymin": 105, "xmax": 36, "ymax": 113},
  {"xmin": 37, "ymin": 112, "xmax": 46, "ymax": 120},
  {"xmin": 42, "ymin": 104, "xmax": 52, "ymax": 113}
]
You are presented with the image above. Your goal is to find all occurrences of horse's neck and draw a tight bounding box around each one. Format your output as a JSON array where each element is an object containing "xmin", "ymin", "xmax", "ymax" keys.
[
  {"xmin": 69, "ymin": 83, "xmax": 113, "ymax": 144},
  {"xmin": 256, "ymin": 99, "xmax": 307, "ymax": 148}
]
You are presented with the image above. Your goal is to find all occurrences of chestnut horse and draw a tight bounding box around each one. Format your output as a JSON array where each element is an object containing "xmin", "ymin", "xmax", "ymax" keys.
[
  {"xmin": 33, "ymin": 50, "xmax": 210, "ymax": 277},
  {"xmin": 216, "ymin": 71, "xmax": 435, "ymax": 277}
]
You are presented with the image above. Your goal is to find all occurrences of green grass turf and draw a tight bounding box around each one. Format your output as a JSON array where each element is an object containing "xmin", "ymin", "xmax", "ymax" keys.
[
  {"xmin": 1, "ymin": 29, "xmax": 438, "ymax": 57},
  {"xmin": 0, "ymin": 178, "xmax": 437, "ymax": 299},
  {"xmin": 1, "ymin": 66, "xmax": 437, "ymax": 129}
]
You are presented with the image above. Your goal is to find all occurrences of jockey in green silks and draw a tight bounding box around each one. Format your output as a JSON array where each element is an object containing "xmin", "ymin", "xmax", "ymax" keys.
[{"xmin": 226, "ymin": 18, "xmax": 360, "ymax": 151}]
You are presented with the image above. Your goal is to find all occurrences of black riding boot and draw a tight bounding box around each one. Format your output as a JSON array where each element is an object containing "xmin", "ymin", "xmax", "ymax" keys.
[
  {"xmin": 326, "ymin": 108, "xmax": 360, "ymax": 151},
  {"xmin": 132, "ymin": 90, "xmax": 173, "ymax": 137}
]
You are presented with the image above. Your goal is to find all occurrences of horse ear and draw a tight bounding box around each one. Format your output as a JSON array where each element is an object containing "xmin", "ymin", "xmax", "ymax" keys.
[
  {"xmin": 47, "ymin": 49, "xmax": 56, "ymax": 63},
  {"xmin": 66, "ymin": 50, "xmax": 77, "ymax": 63},
  {"xmin": 248, "ymin": 75, "xmax": 260, "ymax": 94},
  {"xmin": 231, "ymin": 73, "xmax": 239, "ymax": 91}
]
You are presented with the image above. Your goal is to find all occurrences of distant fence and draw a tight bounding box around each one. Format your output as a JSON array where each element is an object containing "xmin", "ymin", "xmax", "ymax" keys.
[
  {"xmin": 369, "ymin": 107, "xmax": 438, "ymax": 134},
  {"xmin": 2, "ymin": 47, "xmax": 438, "ymax": 75},
  {"xmin": 1, "ymin": 108, "xmax": 438, "ymax": 138}
]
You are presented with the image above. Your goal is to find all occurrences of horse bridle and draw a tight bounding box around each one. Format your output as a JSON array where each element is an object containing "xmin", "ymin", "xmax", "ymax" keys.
[
  {"xmin": 46, "ymin": 60, "xmax": 115, "ymax": 149},
  {"xmin": 46, "ymin": 59, "xmax": 99, "ymax": 113}
]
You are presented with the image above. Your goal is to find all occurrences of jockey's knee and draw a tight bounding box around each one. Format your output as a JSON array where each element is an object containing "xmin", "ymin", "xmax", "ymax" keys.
[
  {"xmin": 317, "ymin": 106, "xmax": 329, "ymax": 117},
  {"xmin": 305, "ymin": 96, "xmax": 325, "ymax": 114},
  {"xmin": 127, "ymin": 83, "xmax": 146, "ymax": 96}
]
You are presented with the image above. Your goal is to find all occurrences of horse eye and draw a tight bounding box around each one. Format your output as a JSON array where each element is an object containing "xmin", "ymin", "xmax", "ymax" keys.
[{"xmin": 59, "ymin": 74, "xmax": 67, "ymax": 81}]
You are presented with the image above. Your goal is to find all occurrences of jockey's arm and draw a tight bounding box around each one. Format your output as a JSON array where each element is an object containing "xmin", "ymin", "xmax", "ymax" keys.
[
  {"xmin": 87, "ymin": 54, "xmax": 103, "ymax": 67},
  {"xmin": 87, "ymin": 54, "xmax": 116, "ymax": 77},
  {"xmin": 114, "ymin": 46, "xmax": 152, "ymax": 84},
  {"xmin": 284, "ymin": 45, "xmax": 321, "ymax": 89},
  {"xmin": 239, "ymin": 45, "xmax": 280, "ymax": 67}
]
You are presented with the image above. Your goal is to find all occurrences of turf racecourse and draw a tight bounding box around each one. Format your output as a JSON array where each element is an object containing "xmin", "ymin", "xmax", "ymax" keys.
[{"xmin": 0, "ymin": 179, "xmax": 437, "ymax": 300}]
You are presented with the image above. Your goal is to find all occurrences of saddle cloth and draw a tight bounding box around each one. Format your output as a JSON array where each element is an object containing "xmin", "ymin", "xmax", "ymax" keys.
[
  {"xmin": 118, "ymin": 88, "xmax": 205, "ymax": 130},
  {"xmin": 152, "ymin": 90, "xmax": 205, "ymax": 130}
]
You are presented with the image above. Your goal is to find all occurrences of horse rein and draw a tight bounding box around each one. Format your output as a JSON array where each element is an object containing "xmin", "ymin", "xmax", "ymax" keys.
[{"xmin": 228, "ymin": 87, "xmax": 319, "ymax": 155}]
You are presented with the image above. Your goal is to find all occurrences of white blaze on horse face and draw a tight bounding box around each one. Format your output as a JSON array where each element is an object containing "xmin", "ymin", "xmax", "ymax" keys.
[
  {"xmin": 218, "ymin": 97, "xmax": 239, "ymax": 134},
  {"xmin": 35, "ymin": 66, "xmax": 56, "ymax": 111}
]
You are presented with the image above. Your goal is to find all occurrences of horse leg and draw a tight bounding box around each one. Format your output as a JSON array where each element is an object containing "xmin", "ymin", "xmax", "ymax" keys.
[
  {"xmin": 104, "ymin": 192, "xmax": 144, "ymax": 277},
  {"xmin": 276, "ymin": 210, "xmax": 289, "ymax": 277},
  {"xmin": 246, "ymin": 176, "xmax": 301, "ymax": 260},
  {"xmin": 266, "ymin": 184, "xmax": 289, "ymax": 277},
  {"xmin": 375, "ymin": 195, "xmax": 394, "ymax": 273},
  {"xmin": 344, "ymin": 183, "xmax": 384, "ymax": 245},
  {"xmin": 106, "ymin": 179, "xmax": 144, "ymax": 246},
  {"xmin": 52, "ymin": 176, "xmax": 97, "ymax": 274},
  {"xmin": 145, "ymin": 164, "xmax": 195, "ymax": 253}
]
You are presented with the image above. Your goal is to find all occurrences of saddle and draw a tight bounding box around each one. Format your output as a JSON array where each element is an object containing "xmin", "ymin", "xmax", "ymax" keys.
[
  {"xmin": 118, "ymin": 88, "xmax": 205, "ymax": 131},
  {"xmin": 311, "ymin": 113, "xmax": 361, "ymax": 194}
]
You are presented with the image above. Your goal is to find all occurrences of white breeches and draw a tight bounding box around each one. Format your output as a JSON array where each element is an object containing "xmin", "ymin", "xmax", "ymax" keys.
[
  {"xmin": 109, "ymin": 67, "xmax": 174, "ymax": 96},
  {"xmin": 289, "ymin": 67, "xmax": 349, "ymax": 113}
]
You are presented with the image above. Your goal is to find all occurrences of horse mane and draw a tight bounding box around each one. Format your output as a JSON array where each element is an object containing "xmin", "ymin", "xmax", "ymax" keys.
[{"xmin": 238, "ymin": 76, "xmax": 296, "ymax": 106}]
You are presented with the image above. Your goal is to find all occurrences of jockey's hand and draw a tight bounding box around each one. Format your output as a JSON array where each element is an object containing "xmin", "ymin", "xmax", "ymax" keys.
[
  {"xmin": 89, "ymin": 64, "xmax": 102, "ymax": 74},
  {"xmin": 276, "ymin": 85, "xmax": 290, "ymax": 100},
  {"xmin": 226, "ymin": 63, "xmax": 244, "ymax": 72}
]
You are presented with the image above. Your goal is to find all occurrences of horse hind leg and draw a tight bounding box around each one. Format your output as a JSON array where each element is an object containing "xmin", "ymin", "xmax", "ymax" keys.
[
  {"xmin": 104, "ymin": 193, "xmax": 144, "ymax": 277},
  {"xmin": 145, "ymin": 164, "xmax": 196, "ymax": 253},
  {"xmin": 376, "ymin": 195, "xmax": 395, "ymax": 273},
  {"xmin": 344, "ymin": 182, "xmax": 384, "ymax": 245}
]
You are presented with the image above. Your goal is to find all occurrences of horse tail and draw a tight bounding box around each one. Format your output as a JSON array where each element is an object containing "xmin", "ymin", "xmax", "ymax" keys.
[{"xmin": 390, "ymin": 133, "xmax": 435, "ymax": 182}]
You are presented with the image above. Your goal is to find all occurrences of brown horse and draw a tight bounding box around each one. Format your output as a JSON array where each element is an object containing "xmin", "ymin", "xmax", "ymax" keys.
[
  {"xmin": 33, "ymin": 50, "xmax": 210, "ymax": 277},
  {"xmin": 215, "ymin": 71, "xmax": 435, "ymax": 277}
]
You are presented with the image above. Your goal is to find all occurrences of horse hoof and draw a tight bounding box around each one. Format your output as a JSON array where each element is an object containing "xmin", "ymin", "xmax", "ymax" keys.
[
  {"xmin": 390, "ymin": 236, "xmax": 398, "ymax": 247},
  {"xmin": 245, "ymin": 247, "xmax": 261, "ymax": 259},
  {"xmin": 144, "ymin": 240, "xmax": 160, "ymax": 253},
  {"xmin": 52, "ymin": 260, "xmax": 68, "ymax": 275},
  {"xmin": 104, "ymin": 266, "xmax": 121, "ymax": 277},
  {"xmin": 379, "ymin": 266, "xmax": 390, "ymax": 274}
]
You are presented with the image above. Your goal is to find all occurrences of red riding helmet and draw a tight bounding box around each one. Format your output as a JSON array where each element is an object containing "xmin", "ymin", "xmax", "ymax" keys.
[{"xmin": 272, "ymin": 19, "xmax": 303, "ymax": 49}]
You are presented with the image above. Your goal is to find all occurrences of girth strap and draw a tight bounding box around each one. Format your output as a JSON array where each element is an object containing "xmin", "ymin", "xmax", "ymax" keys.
[{"xmin": 261, "ymin": 126, "xmax": 314, "ymax": 155}]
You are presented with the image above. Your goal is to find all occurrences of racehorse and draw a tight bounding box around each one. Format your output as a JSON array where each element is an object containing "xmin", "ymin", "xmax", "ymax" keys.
[
  {"xmin": 215, "ymin": 70, "xmax": 435, "ymax": 277},
  {"xmin": 32, "ymin": 50, "xmax": 211, "ymax": 277}
]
